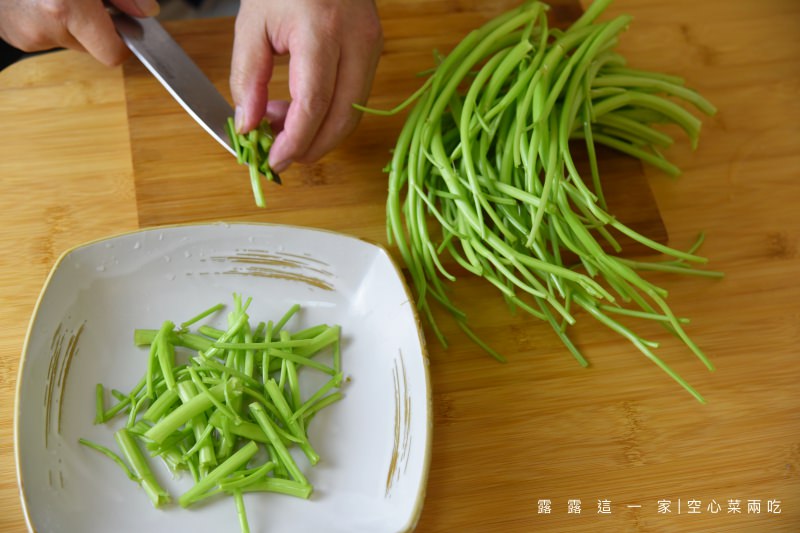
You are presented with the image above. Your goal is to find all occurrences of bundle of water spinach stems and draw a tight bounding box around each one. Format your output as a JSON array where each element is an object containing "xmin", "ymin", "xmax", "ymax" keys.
[{"xmin": 358, "ymin": 0, "xmax": 721, "ymax": 402}]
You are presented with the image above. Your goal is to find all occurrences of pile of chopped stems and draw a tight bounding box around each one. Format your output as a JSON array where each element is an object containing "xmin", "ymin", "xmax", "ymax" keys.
[
  {"xmin": 80, "ymin": 296, "xmax": 343, "ymax": 532},
  {"xmin": 359, "ymin": 0, "xmax": 721, "ymax": 402},
  {"xmin": 225, "ymin": 118, "xmax": 281, "ymax": 207}
]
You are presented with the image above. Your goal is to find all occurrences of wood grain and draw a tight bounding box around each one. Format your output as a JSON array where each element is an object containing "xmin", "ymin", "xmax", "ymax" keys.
[
  {"xmin": 0, "ymin": 51, "xmax": 139, "ymax": 532},
  {"xmin": 122, "ymin": 0, "xmax": 667, "ymax": 255},
  {"xmin": 1, "ymin": 1, "xmax": 799, "ymax": 532}
]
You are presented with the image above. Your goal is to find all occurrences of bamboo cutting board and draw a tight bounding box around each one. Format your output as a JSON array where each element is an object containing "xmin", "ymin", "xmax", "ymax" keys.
[
  {"xmin": 3, "ymin": 1, "xmax": 800, "ymax": 532},
  {"xmin": 121, "ymin": 0, "xmax": 667, "ymax": 253}
]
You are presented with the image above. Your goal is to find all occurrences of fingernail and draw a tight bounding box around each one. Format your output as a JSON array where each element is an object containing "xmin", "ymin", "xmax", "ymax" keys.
[
  {"xmin": 135, "ymin": 0, "xmax": 160, "ymax": 17},
  {"xmin": 271, "ymin": 159, "xmax": 293, "ymax": 174},
  {"xmin": 234, "ymin": 106, "xmax": 245, "ymax": 133}
]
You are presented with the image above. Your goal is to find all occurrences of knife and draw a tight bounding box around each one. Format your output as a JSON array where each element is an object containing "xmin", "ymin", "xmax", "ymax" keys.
[
  {"xmin": 111, "ymin": 12, "xmax": 236, "ymax": 155},
  {"xmin": 111, "ymin": 12, "xmax": 282, "ymax": 185}
]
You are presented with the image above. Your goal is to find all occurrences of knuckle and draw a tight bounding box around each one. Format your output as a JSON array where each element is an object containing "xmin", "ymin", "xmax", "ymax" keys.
[
  {"xmin": 302, "ymin": 93, "xmax": 334, "ymax": 117},
  {"xmin": 278, "ymin": 139, "xmax": 305, "ymax": 163},
  {"xmin": 99, "ymin": 50, "xmax": 127, "ymax": 67},
  {"xmin": 331, "ymin": 108, "xmax": 361, "ymax": 140},
  {"xmin": 229, "ymin": 64, "xmax": 247, "ymax": 92},
  {"xmin": 38, "ymin": 0, "xmax": 70, "ymax": 22},
  {"xmin": 362, "ymin": 18, "xmax": 383, "ymax": 48},
  {"xmin": 316, "ymin": 2, "xmax": 342, "ymax": 26}
]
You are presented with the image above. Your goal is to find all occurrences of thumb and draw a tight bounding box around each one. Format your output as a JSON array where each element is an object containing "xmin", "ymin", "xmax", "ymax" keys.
[
  {"xmin": 230, "ymin": 5, "xmax": 274, "ymax": 133},
  {"xmin": 108, "ymin": 0, "xmax": 161, "ymax": 18}
]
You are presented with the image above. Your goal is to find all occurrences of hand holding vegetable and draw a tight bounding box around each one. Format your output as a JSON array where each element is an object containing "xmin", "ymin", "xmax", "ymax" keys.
[
  {"xmin": 229, "ymin": 0, "xmax": 383, "ymax": 173},
  {"xmin": 0, "ymin": 0, "xmax": 160, "ymax": 66}
]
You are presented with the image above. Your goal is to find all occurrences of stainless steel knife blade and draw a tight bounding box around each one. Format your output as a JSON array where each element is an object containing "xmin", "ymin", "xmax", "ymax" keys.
[{"xmin": 112, "ymin": 13, "xmax": 236, "ymax": 156}]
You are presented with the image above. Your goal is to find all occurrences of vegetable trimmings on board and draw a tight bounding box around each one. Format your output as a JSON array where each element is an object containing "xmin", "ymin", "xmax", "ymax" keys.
[
  {"xmin": 80, "ymin": 296, "xmax": 343, "ymax": 532},
  {"xmin": 358, "ymin": 0, "xmax": 721, "ymax": 401}
]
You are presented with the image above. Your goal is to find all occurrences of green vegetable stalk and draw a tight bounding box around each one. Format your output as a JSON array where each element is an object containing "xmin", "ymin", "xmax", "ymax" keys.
[
  {"xmin": 359, "ymin": 0, "xmax": 721, "ymax": 401},
  {"xmin": 115, "ymin": 428, "xmax": 171, "ymax": 507},
  {"xmin": 79, "ymin": 296, "xmax": 342, "ymax": 531},
  {"xmin": 225, "ymin": 118, "xmax": 282, "ymax": 207}
]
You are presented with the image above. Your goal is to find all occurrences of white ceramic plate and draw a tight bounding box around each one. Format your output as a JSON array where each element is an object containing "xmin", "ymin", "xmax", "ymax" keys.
[{"xmin": 15, "ymin": 222, "xmax": 431, "ymax": 533}]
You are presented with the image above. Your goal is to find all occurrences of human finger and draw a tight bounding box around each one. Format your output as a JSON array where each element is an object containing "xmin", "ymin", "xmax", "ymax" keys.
[
  {"xmin": 108, "ymin": 0, "xmax": 160, "ymax": 18},
  {"xmin": 230, "ymin": 2, "xmax": 274, "ymax": 133},
  {"xmin": 267, "ymin": 30, "xmax": 340, "ymax": 172},
  {"xmin": 298, "ymin": 26, "xmax": 382, "ymax": 163},
  {"xmin": 67, "ymin": 0, "xmax": 130, "ymax": 66}
]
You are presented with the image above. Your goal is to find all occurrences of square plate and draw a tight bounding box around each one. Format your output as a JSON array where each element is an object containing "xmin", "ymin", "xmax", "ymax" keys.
[{"xmin": 15, "ymin": 222, "xmax": 431, "ymax": 533}]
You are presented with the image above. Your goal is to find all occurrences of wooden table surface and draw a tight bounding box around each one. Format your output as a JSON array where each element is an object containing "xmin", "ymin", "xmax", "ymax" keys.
[{"xmin": 1, "ymin": 0, "xmax": 798, "ymax": 531}]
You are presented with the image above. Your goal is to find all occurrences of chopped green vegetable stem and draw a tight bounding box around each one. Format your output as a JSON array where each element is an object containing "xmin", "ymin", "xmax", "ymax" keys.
[
  {"xmin": 115, "ymin": 428, "xmax": 171, "ymax": 507},
  {"xmin": 179, "ymin": 440, "xmax": 259, "ymax": 508},
  {"xmin": 82, "ymin": 297, "xmax": 343, "ymax": 532},
  {"xmin": 79, "ymin": 438, "xmax": 138, "ymax": 482},
  {"xmin": 225, "ymin": 118, "xmax": 280, "ymax": 207},
  {"xmin": 249, "ymin": 403, "xmax": 309, "ymax": 486},
  {"xmin": 94, "ymin": 383, "xmax": 106, "ymax": 424},
  {"xmin": 233, "ymin": 489, "xmax": 251, "ymax": 533},
  {"xmin": 180, "ymin": 303, "xmax": 225, "ymax": 331}
]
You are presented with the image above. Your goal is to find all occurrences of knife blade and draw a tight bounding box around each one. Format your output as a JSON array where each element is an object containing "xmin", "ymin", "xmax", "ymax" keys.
[{"xmin": 111, "ymin": 12, "xmax": 236, "ymax": 156}]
